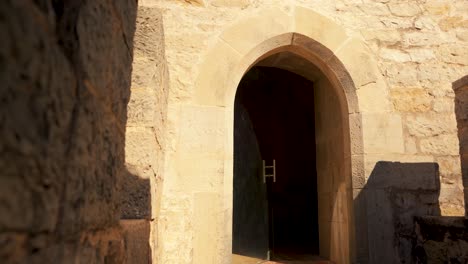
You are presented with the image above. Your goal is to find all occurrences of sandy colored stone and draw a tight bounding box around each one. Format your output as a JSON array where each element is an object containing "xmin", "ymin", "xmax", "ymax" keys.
[
  {"xmin": 391, "ymin": 87, "xmax": 433, "ymax": 112},
  {"xmin": 408, "ymin": 48, "xmax": 436, "ymax": 62},
  {"xmin": 424, "ymin": 0, "xmax": 451, "ymax": 15},
  {"xmin": 439, "ymin": 44, "xmax": 468, "ymax": 65},
  {"xmin": 420, "ymin": 133, "xmax": 460, "ymax": 155},
  {"xmin": 361, "ymin": 29, "xmax": 401, "ymax": 45},
  {"xmin": 439, "ymin": 16, "xmax": 467, "ymax": 31},
  {"xmin": 361, "ymin": 113, "xmax": 405, "ymax": 154},
  {"xmin": 211, "ymin": 0, "xmax": 249, "ymax": 8},
  {"xmin": 388, "ymin": 2, "xmax": 421, "ymax": 17},
  {"xmin": 406, "ymin": 113, "xmax": 457, "ymax": 137},
  {"xmin": 380, "ymin": 48, "xmax": 411, "ymax": 62}
]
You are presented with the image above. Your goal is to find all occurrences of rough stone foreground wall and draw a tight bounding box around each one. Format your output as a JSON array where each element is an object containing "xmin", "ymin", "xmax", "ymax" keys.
[
  {"xmin": 0, "ymin": 0, "xmax": 136, "ymax": 263},
  {"xmin": 123, "ymin": 4, "xmax": 169, "ymax": 263}
]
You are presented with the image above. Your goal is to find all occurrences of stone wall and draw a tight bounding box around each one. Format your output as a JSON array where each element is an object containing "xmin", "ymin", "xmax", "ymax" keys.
[
  {"xmin": 143, "ymin": 0, "xmax": 467, "ymax": 214},
  {"xmin": 134, "ymin": 0, "xmax": 467, "ymax": 263},
  {"xmin": 123, "ymin": 4, "xmax": 169, "ymax": 263},
  {"xmin": 0, "ymin": 0, "xmax": 136, "ymax": 263}
]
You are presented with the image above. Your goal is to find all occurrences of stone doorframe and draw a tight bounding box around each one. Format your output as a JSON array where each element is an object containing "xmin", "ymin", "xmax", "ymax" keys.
[{"xmin": 159, "ymin": 6, "xmax": 401, "ymax": 264}]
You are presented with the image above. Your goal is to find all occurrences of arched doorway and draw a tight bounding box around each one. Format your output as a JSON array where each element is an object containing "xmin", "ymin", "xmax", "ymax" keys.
[
  {"xmin": 233, "ymin": 50, "xmax": 351, "ymax": 263},
  {"xmin": 233, "ymin": 66, "xmax": 320, "ymax": 261},
  {"xmin": 157, "ymin": 6, "xmax": 397, "ymax": 264}
]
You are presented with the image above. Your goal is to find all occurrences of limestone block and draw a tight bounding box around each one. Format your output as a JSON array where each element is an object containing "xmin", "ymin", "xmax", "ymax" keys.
[
  {"xmin": 356, "ymin": 81, "xmax": 391, "ymax": 113},
  {"xmin": 177, "ymin": 105, "xmax": 225, "ymax": 154},
  {"xmin": 433, "ymin": 98, "xmax": 455, "ymax": 113},
  {"xmin": 127, "ymin": 88, "xmax": 157, "ymax": 126},
  {"xmin": 403, "ymin": 31, "xmax": 449, "ymax": 46},
  {"xmin": 220, "ymin": 8, "xmax": 292, "ymax": 55},
  {"xmin": 405, "ymin": 136, "xmax": 418, "ymax": 154},
  {"xmin": 456, "ymin": 30, "xmax": 468, "ymax": 41},
  {"xmin": 194, "ymin": 40, "xmax": 241, "ymax": 106},
  {"xmin": 131, "ymin": 56, "xmax": 159, "ymax": 88},
  {"xmin": 439, "ymin": 44, "xmax": 468, "ymax": 65},
  {"xmin": 380, "ymin": 17, "xmax": 413, "ymax": 29},
  {"xmin": 352, "ymin": 155, "xmax": 366, "ymax": 188},
  {"xmin": 390, "ymin": 87, "xmax": 432, "ymax": 112},
  {"xmin": 383, "ymin": 63, "xmax": 419, "ymax": 86},
  {"xmin": 349, "ymin": 113, "xmax": 364, "ymax": 156},
  {"xmin": 414, "ymin": 17, "xmax": 438, "ymax": 30},
  {"xmin": 424, "ymin": 0, "xmax": 451, "ymax": 15},
  {"xmin": 420, "ymin": 133, "xmax": 460, "ymax": 155},
  {"xmin": 388, "ymin": 2, "xmax": 421, "ymax": 17},
  {"xmin": 361, "ymin": 29, "xmax": 401, "ymax": 45},
  {"xmin": 335, "ymin": 38, "xmax": 382, "ymax": 89},
  {"xmin": 439, "ymin": 16, "xmax": 467, "ymax": 31},
  {"xmin": 358, "ymin": 2, "xmax": 391, "ymax": 16},
  {"xmin": 174, "ymin": 153, "xmax": 224, "ymax": 192},
  {"xmin": 406, "ymin": 113, "xmax": 457, "ymax": 137},
  {"xmin": 295, "ymin": 6, "xmax": 349, "ymax": 52},
  {"xmin": 193, "ymin": 192, "xmax": 221, "ymax": 264},
  {"xmin": 439, "ymin": 187, "xmax": 465, "ymax": 216},
  {"xmin": 380, "ymin": 48, "xmax": 411, "ymax": 62},
  {"xmin": 361, "ymin": 113, "xmax": 405, "ymax": 154},
  {"xmin": 158, "ymin": 194, "xmax": 193, "ymax": 264},
  {"xmin": 436, "ymin": 156, "xmax": 461, "ymax": 174},
  {"xmin": 408, "ymin": 48, "xmax": 436, "ymax": 62},
  {"xmin": 125, "ymin": 127, "xmax": 159, "ymax": 168},
  {"xmin": 210, "ymin": 0, "xmax": 249, "ymax": 8},
  {"xmin": 418, "ymin": 63, "xmax": 467, "ymax": 84}
]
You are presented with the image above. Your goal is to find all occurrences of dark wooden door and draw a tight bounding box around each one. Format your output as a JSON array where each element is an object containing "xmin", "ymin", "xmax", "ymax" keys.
[{"xmin": 232, "ymin": 101, "xmax": 269, "ymax": 260}]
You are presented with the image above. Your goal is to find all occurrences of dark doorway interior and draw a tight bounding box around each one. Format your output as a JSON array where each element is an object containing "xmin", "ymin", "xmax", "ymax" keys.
[{"xmin": 233, "ymin": 66, "xmax": 319, "ymax": 260}]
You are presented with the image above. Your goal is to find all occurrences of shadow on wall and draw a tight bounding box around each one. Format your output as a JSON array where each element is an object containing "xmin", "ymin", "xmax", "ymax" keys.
[
  {"xmin": 354, "ymin": 162, "xmax": 441, "ymax": 263},
  {"xmin": 453, "ymin": 76, "xmax": 468, "ymax": 216},
  {"xmin": 120, "ymin": 168, "xmax": 152, "ymax": 263}
]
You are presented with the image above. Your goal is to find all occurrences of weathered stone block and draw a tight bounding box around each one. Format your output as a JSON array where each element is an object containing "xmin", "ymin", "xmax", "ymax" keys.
[
  {"xmin": 406, "ymin": 113, "xmax": 457, "ymax": 137},
  {"xmin": 390, "ymin": 87, "xmax": 433, "ymax": 112},
  {"xmin": 420, "ymin": 133, "xmax": 460, "ymax": 155}
]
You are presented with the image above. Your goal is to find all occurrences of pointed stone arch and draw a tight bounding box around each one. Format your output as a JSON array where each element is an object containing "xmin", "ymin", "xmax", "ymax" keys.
[{"xmin": 158, "ymin": 6, "xmax": 403, "ymax": 264}]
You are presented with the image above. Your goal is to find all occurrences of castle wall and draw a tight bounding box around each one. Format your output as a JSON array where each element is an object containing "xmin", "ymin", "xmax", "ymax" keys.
[
  {"xmin": 132, "ymin": 0, "xmax": 468, "ymax": 263},
  {"xmin": 132, "ymin": 1, "xmax": 467, "ymax": 263}
]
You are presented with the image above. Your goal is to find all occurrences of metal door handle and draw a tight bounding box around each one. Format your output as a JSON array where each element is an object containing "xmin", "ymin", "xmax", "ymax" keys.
[{"xmin": 263, "ymin": 159, "xmax": 276, "ymax": 183}]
